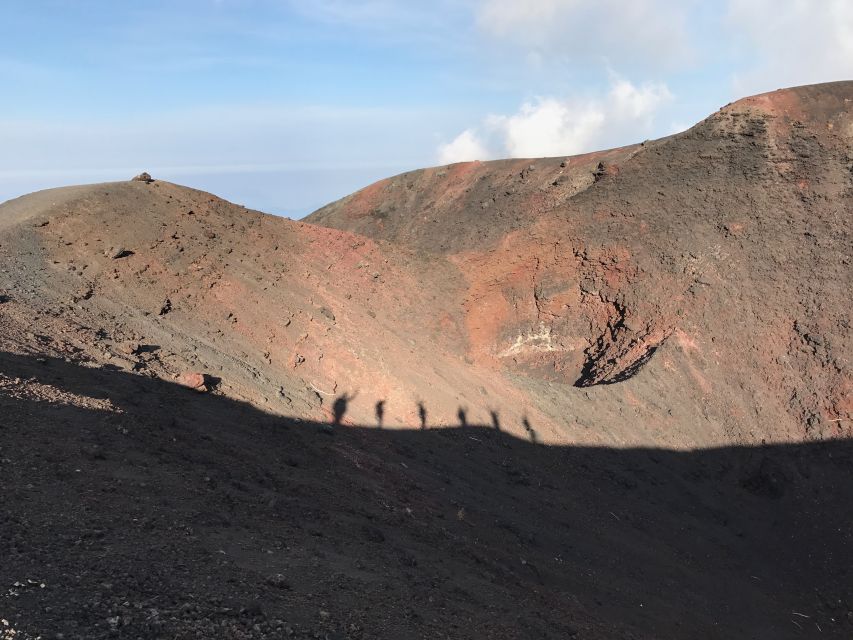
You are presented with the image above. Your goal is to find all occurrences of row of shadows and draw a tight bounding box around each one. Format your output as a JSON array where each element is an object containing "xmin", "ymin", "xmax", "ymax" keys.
[{"xmin": 331, "ymin": 394, "xmax": 538, "ymax": 443}]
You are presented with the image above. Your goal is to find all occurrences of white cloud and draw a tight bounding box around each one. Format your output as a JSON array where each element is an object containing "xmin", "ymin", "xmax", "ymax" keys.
[
  {"xmin": 437, "ymin": 77, "xmax": 672, "ymax": 162},
  {"xmin": 438, "ymin": 129, "xmax": 489, "ymax": 164},
  {"xmin": 475, "ymin": 0, "xmax": 693, "ymax": 68},
  {"xmin": 490, "ymin": 99, "xmax": 605, "ymax": 158},
  {"xmin": 608, "ymin": 78, "xmax": 673, "ymax": 121},
  {"xmin": 726, "ymin": 0, "xmax": 853, "ymax": 94}
]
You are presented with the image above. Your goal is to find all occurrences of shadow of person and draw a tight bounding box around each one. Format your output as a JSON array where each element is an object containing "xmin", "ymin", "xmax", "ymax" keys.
[
  {"xmin": 490, "ymin": 410, "xmax": 501, "ymax": 431},
  {"xmin": 522, "ymin": 416, "xmax": 537, "ymax": 443},
  {"xmin": 375, "ymin": 400, "xmax": 385, "ymax": 428},
  {"xmin": 457, "ymin": 407, "xmax": 467, "ymax": 428},
  {"xmin": 417, "ymin": 402, "xmax": 427, "ymax": 430},
  {"xmin": 332, "ymin": 392, "xmax": 356, "ymax": 426}
]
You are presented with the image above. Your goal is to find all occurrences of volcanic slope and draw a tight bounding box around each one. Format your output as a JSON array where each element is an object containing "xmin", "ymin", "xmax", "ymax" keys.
[
  {"xmin": 1, "ymin": 84, "xmax": 851, "ymax": 448},
  {"xmin": 309, "ymin": 80, "xmax": 853, "ymax": 445},
  {"xmin": 0, "ymin": 81, "xmax": 851, "ymax": 639},
  {"xmin": 1, "ymin": 352, "xmax": 852, "ymax": 639},
  {"xmin": 0, "ymin": 179, "xmax": 485, "ymax": 435}
]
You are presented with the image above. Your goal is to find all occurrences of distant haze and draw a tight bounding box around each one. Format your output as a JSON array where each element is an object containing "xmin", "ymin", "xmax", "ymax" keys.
[
  {"xmin": 0, "ymin": 166, "xmax": 407, "ymax": 219},
  {"xmin": 2, "ymin": 1, "xmax": 852, "ymax": 213}
]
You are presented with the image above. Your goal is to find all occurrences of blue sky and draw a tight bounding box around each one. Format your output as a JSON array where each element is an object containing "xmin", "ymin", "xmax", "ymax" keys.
[{"xmin": 2, "ymin": 1, "xmax": 852, "ymax": 217}]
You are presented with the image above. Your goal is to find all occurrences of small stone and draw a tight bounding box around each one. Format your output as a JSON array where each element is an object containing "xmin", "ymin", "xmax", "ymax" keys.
[
  {"xmin": 265, "ymin": 574, "xmax": 291, "ymax": 590},
  {"xmin": 131, "ymin": 172, "xmax": 154, "ymax": 183},
  {"xmin": 105, "ymin": 247, "xmax": 133, "ymax": 259},
  {"xmin": 177, "ymin": 372, "xmax": 208, "ymax": 392},
  {"xmin": 119, "ymin": 341, "xmax": 140, "ymax": 355},
  {"xmin": 623, "ymin": 315, "xmax": 645, "ymax": 333},
  {"xmin": 362, "ymin": 525, "xmax": 385, "ymax": 543}
]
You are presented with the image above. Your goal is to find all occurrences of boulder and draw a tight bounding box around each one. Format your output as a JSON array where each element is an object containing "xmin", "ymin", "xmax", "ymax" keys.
[{"xmin": 177, "ymin": 372, "xmax": 208, "ymax": 392}]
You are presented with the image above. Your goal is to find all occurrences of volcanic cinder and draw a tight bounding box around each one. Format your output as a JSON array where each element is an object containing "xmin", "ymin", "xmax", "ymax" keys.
[{"xmin": 0, "ymin": 81, "xmax": 851, "ymax": 639}]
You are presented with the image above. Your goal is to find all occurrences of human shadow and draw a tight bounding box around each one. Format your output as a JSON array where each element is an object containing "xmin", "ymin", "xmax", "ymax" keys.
[
  {"xmin": 1, "ymin": 349, "xmax": 852, "ymax": 640},
  {"xmin": 521, "ymin": 415, "xmax": 537, "ymax": 443},
  {"xmin": 457, "ymin": 406, "xmax": 467, "ymax": 427},
  {"xmin": 331, "ymin": 391, "xmax": 356, "ymax": 426},
  {"xmin": 375, "ymin": 400, "xmax": 385, "ymax": 428},
  {"xmin": 417, "ymin": 401, "xmax": 427, "ymax": 429},
  {"xmin": 489, "ymin": 410, "xmax": 501, "ymax": 431}
]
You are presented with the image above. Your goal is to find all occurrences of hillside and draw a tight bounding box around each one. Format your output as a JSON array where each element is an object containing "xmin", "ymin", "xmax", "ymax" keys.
[
  {"xmin": 309, "ymin": 81, "xmax": 853, "ymax": 444},
  {"xmin": 1, "ymin": 81, "xmax": 851, "ymax": 638}
]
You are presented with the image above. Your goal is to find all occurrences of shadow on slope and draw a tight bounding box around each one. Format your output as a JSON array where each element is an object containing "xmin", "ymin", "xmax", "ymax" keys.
[{"xmin": 1, "ymin": 351, "xmax": 851, "ymax": 639}]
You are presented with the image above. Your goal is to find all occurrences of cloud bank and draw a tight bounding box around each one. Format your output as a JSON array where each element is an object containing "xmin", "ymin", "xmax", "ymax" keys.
[{"xmin": 438, "ymin": 77, "xmax": 672, "ymax": 163}]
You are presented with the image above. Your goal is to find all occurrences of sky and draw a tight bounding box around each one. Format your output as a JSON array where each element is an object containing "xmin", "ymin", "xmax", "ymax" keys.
[{"xmin": 2, "ymin": 1, "xmax": 852, "ymax": 217}]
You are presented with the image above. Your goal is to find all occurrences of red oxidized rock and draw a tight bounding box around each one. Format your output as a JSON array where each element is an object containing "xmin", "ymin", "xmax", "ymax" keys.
[{"xmin": 177, "ymin": 372, "xmax": 208, "ymax": 392}]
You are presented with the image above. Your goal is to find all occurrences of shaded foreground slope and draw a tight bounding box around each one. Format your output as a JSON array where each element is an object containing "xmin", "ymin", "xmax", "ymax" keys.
[{"xmin": 2, "ymin": 350, "xmax": 852, "ymax": 639}]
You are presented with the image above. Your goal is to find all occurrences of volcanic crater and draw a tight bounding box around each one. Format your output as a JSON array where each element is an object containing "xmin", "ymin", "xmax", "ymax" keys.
[{"xmin": 1, "ymin": 81, "xmax": 851, "ymax": 639}]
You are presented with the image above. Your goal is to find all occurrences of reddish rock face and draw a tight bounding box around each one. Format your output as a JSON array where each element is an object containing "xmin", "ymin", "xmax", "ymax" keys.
[
  {"xmin": 307, "ymin": 81, "xmax": 853, "ymax": 444},
  {"xmin": 0, "ymin": 81, "xmax": 850, "ymax": 448}
]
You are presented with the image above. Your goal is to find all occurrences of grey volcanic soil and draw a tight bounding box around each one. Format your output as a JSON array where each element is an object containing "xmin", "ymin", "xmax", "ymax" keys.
[{"xmin": 1, "ymin": 351, "xmax": 852, "ymax": 639}]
